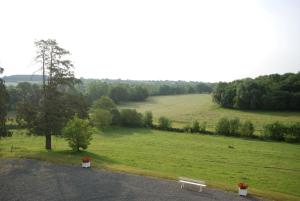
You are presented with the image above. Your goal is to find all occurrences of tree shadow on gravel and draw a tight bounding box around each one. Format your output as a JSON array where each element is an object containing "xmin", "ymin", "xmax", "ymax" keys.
[{"xmin": 28, "ymin": 150, "xmax": 118, "ymax": 168}]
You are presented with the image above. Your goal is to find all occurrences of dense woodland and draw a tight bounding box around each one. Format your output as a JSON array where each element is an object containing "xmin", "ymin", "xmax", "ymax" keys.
[{"xmin": 212, "ymin": 73, "xmax": 300, "ymax": 110}]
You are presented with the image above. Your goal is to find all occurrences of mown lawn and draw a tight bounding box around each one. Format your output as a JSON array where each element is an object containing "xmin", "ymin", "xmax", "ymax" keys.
[
  {"xmin": 1, "ymin": 128, "xmax": 299, "ymax": 201},
  {"xmin": 119, "ymin": 94, "xmax": 300, "ymax": 133}
]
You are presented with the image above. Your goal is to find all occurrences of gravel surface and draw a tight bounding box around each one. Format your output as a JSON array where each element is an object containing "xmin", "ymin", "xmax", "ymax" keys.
[{"xmin": 0, "ymin": 159, "xmax": 262, "ymax": 201}]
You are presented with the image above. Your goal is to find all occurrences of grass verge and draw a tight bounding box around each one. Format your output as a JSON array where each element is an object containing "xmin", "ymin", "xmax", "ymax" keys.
[{"xmin": 0, "ymin": 128, "xmax": 299, "ymax": 201}]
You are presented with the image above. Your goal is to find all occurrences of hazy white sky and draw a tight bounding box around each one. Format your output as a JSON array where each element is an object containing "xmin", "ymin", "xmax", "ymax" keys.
[{"xmin": 0, "ymin": 0, "xmax": 299, "ymax": 82}]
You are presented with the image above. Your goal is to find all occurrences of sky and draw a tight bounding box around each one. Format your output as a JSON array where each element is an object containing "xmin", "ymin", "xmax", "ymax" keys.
[{"xmin": 0, "ymin": 0, "xmax": 299, "ymax": 82}]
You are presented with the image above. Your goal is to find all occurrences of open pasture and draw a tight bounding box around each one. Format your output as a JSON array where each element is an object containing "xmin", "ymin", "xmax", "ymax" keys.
[
  {"xmin": 120, "ymin": 94, "xmax": 300, "ymax": 133},
  {"xmin": 1, "ymin": 128, "xmax": 299, "ymax": 201}
]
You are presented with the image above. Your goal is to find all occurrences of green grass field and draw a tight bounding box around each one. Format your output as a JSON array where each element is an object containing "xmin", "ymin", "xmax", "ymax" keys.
[
  {"xmin": 1, "ymin": 128, "xmax": 299, "ymax": 201},
  {"xmin": 120, "ymin": 94, "xmax": 300, "ymax": 133}
]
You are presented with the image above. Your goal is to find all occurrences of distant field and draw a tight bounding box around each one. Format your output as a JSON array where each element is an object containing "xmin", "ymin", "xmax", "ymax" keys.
[
  {"xmin": 1, "ymin": 128, "xmax": 299, "ymax": 201},
  {"xmin": 119, "ymin": 94, "xmax": 300, "ymax": 133}
]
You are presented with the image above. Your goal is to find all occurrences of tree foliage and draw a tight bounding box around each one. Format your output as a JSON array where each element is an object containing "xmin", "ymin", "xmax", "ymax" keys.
[
  {"xmin": 143, "ymin": 111, "xmax": 153, "ymax": 127},
  {"xmin": 90, "ymin": 96, "xmax": 118, "ymax": 128},
  {"xmin": 240, "ymin": 120, "xmax": 255, "ymax": 137},
  {"xmin": 15, "ymin": 39, "xmax": 81, "ymax": 149},
  {"xmin": 213, "ymin": 73, "xmax": 300, "ymax": 110},
  {"xmin": 216, "ymin": 117, "xmax": 240, "ymax": 136},
  {"xmin": 0, "ymin": 67, "xmax": 10, "ymax": 137},
  {"xmin": 62, "ymin": 116, "xmax": 93, "ymax": 151},
  {"xmin": 90, "ymin": 108, "xmax": 112, "ymax": 129},
  {"xmin": 120, "ymin": 109, "xmax": 143, "ymax": 127},
  {"xmin": 91, "ymin": 96, "xmax": 116, "ymax": 111},
  {"xmin": 158, "ymin": 116, "xmax": 172, "ymax": 130},
  {"xmin": 109, "ymin": 85, "xmax": 129, "ymax": 103}
]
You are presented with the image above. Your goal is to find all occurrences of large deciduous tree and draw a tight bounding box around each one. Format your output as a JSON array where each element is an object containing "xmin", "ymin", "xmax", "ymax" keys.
[
  {"xmin": 34, "ymin": 39, "xmax": 78, "ymax": 149},
  {"xmin": 0, "ymin": 67, "xmax": 9, "ymax": 137}
]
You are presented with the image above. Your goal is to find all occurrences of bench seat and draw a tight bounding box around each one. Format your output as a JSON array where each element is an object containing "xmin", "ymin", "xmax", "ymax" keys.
[{"xmin": 178, "ymin": 177, "xmax": 207, "ymax": 192}]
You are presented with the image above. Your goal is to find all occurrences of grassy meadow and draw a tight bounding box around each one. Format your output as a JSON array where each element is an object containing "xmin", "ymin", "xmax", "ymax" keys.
[
  {"xmin": 119, "ymin": 94, "xmax": 300, "ymax": 133},
  {"xmin": 1, "ymin": 128, "xmax": 300, "ymax": 201}
]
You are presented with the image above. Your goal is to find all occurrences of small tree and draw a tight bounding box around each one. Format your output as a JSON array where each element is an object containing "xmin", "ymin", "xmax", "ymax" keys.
[
  {"xmin": 91, "ymin": 96, "xmax": 116, "ymax": 111},
  {"xmin": 158, "ymin": 116, "xmax": 172, "ymax": 130},
  {"xmin": 143, "ymin": 111, "xmax": 153, "ymax": 127},
  {"xmin": 90, "ymin": 109, "xmax": 112, "ymax": 129},
  {"xmin": 240, "ymin": 120, "xmax": 255, "ymax": 137},
  {"xmin": 90, "ymin": 96, "xmax": 119, "ymax": 127},
  {"xmin": 62, "ymin": 116, "xmax": 94, "ymax": 152}
]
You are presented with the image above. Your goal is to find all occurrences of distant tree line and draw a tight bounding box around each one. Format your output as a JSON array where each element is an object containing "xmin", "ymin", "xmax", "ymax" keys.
[
  {"xmin": 5, "ymin": 75, "xmax": 214, "ymax": 107},
  {"xmin": 213, "ymin": 72, "xmax": 300, "ymax": 110},
  {"xmin": 80, "ymin": 79, "xmax": 213, "ymax": 106}
]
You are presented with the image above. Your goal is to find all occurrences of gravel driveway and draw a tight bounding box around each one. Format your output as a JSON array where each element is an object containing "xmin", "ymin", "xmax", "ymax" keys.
[{"xmin": 0, "ymin": 159, "xmax": 261, "ymax": 201}]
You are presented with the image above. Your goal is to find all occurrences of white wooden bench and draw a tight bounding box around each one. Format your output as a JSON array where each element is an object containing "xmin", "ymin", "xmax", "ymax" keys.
[{"xmin": 178, "ymin": 177, "xmax": 207, "ymax": 192}]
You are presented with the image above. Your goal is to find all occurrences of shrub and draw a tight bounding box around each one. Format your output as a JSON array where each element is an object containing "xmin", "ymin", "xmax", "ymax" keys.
[
  {"xmin": 191, "ymin": 120, "xmax": 200, "ymax": 133},
  {"xmin": 158, "ymin": 116, "xmax": 172, "ymax": 130},
  {"xmin": 216, "ymin": 117, "xmax": 230, "ymax": 135},
  {"xmin": 111, "ymin": 108, "xmax": 121, "ymax": 126},
  {"xmin": 199, "ymin": 121, "xmax": 207, "ymax": 132},
  {"xmin": 90, "ymin": 108, "xmax": 112, "ymax": 129},
  {"xmin": 62, "ymin": 116, "xmax": 94, "ymax": 152},
  {"xmin": 240, "ymin": 120, "xmax": 255, "ymax": 137},
  {"xmin": 229, "ymin": 117, "xmax": 240, "ymax": 136},
  {"xmin": 263, "ymin": 121, "xmax": 286, "ymax": 141},
  {"xmin": 143, "ymin": 111, "xmax": 153, "ymax": 127},
  {"xmin": 216, "ymin": 117, "xmax": 241, "ymax": 136},
  {"xmin": 284, "ymin": 123, "xmax": 300, "ymax": 143},
  {"xmin": 120, "ymin": 109, "xmax": 143, "ymax": 127}
]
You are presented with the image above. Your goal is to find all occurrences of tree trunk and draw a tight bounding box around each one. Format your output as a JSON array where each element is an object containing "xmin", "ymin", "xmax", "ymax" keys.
[{"xmin": 45, "ymin": 133, "xmax": 52, "ymax": 150}]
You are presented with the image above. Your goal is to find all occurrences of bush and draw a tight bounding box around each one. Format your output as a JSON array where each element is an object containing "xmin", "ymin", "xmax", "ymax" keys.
[
  {"xmin": 90, "ymin": 108, "xmax": 112, "ymax": 129},
  {"xmin": 120, "ymin": 109, "xmax": 143, "ymax": 127},
  {"xmin": 216, "ymin": 117, "xmax": 230, "ymax": 135},
  {"xmin": 91, "ymin": 96, "xmax": 120, "ymax": 127},
  {"xmin": 284, "ymin": 123, "xmax": 300, "ymax": 143},
  {"xmin": 143, "ymin": 111, "xmax": 153, "ymax": 127},
  {"xmin": 158, "ymin": 116, "xmax": 172, "ymax": 130},
  {"xmin": 191, "ymin": 120, "xmax": 200, "ymax": 133},
  {"xmin": 111, "ymin": 108, "xmax": 121, "ymax": 126},
  {"xmin": 62, "ymin": 116, "xmax": 94, "ymax": 152},
  {"xmin": 240, "ymin": 120, "xmax": 255, "ymax": 137},
  {"xmin": 199, "ymin": 121, "xmax": 207, "ymax": 132},
  {"xmin": 229, "ymin": 118, "xmax": 240, "ymax": 136},
  {"xmin": 263, "ymin": 122, "xmax": 286, "ymax": 141},
  {"xmin": 216, "ymin": 117, "xmax": 240, "ymax": 136}
]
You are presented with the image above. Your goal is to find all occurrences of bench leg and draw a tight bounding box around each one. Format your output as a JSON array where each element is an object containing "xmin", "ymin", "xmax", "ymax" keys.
[{"xmin": 199, "ymin": 186, "xmax": 202, "ymax": 192}]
